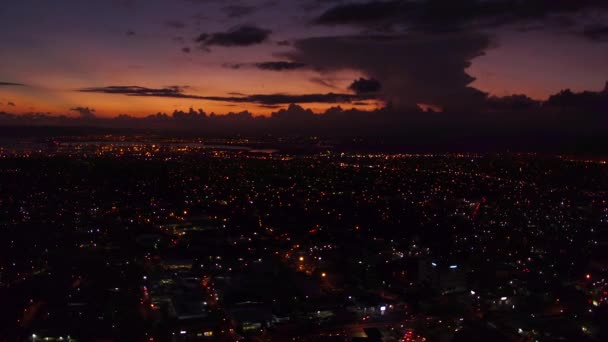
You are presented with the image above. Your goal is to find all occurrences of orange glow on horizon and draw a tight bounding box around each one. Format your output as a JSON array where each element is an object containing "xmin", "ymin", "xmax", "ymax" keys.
[
  {"xmin": 0, "ymin": 66, "xmax": 381, "ymax": 117},
  {"xmin": 1, "ymin": 95, "xmax": 384, "ymax": 118}
]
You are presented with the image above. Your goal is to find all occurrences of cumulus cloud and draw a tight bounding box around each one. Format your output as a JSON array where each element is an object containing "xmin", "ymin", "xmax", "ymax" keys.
[
  {"xmin": 545, "ymin": 87, "xmax": 608, "ymax": 110},
  {"xmin": 285, "ymin": 32, "xmax": 490, "ymax": 109},
  {"xmin": 485, "ymin": 94, "xmax": 540, "ymax": 111},
  {"xmin": 349, "ymin": 78, "xmax": 382, "ymax": 94},
  {"xmin": 3, "ymin": 85, "xmax": 608, "ymax": 152},
  {"xmin": 308, "ymin": 2, "xmax": 608, "ymax": 111},
  {"xmin": 70, "ymin": 107, "xmax": 97, "ymax": 119},
  {"xmin": 195, "ymin": 25, "xmax": 271, "ymax": 47}
]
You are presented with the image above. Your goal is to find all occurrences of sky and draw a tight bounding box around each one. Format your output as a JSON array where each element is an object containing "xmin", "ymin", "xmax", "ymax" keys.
[{"xmin": 1, "ymin": 0, "xmax": 608, "ymax": 120}]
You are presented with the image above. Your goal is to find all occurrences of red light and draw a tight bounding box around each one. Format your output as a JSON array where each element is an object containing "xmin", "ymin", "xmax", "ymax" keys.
[{"xmin": 586, "ymin": 274, "xmax": 591, "ymax": 280}]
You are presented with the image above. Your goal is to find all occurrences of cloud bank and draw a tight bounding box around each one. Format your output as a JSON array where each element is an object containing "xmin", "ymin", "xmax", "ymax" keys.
[
  {"xmin": 78, "ymin": 85, "xmax": 376, "ymax": 105},
  {"xmin": 285, "ymin": 33, "xmax": 490, "ymax": 109},
  {"xmin": 196, "ymin": 25, "xmax": 271, "ymax": 48},
  {"xmin": 2, "ymin": 85, "xmax": 607, "ymax": 152}
]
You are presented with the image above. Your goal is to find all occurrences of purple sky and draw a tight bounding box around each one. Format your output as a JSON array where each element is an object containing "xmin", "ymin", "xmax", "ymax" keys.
[{"xmin": 0, "ymin": 0, "xmax": 607, "ymax": 117}]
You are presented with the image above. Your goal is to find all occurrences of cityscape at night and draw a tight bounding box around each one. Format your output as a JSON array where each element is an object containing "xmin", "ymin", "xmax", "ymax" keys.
[
  {"xmin": 1, "ymin": 0, "xmax": 608, "ymax": 341},
  {"xmin": 0, "ymin": 138, "xmax": 607, "ymax": 341}
]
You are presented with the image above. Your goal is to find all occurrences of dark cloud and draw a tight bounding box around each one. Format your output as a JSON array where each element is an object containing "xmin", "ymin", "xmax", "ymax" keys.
[
  {"xmin": 349, "ymin": 78, "xmax": 382, "ymax": 94},
  {"xmin": 255, "ymin": 61, "xmax": 307, "ymax": 71},
  {"xmin": 222, "ymin": 5, "xmax": 256, "ymax": 18},
  {"xmin": 7, "ymin": 102, "xmax": 16, "ymax": 106},
  {"xmin": 316, "ymin": 0, "xmax": 608, "ymax": 32},
  {"xmin": 78, "ymin": 85, "xmax": 376, "ymax": 105},
  {"xmin": 309, "ymin": 2, "xmax": 608, "ymax": 110},
  {"xmin": 126, "ymin": 30, "xmax": 136, "ymax": 36},
  {"xmin": 0, "ymin": 82, "xmax": 25, "ymax": 86},
  {"xmin": 485, "ymin": 94, "xmax": 540, "ymax": 111},
  {"xmin": 223, "ymin": 61, "xmax": 307, "ymax": 71},
  {"xmin": 182, "ymin": 47, "xmax": 191, "ymax": 53},
  {"xmin": 276, "ymin": 40, "xmax": 291, "ymax": 46},
  {"xmin": 317, "ymin": 1, "xmax": 402, "ymax": 26},
  {"xmin": 583, "ymin": 25, "xmax": 608, "ymax": 40},
  {"xmin": 545, "ymin": 86, "xmax": 608, "ymax": 110},
  {"xmin": 259, "ymin": 104, "xmax": 284, "ymax": 109},
  {"xmin": 196, "ymin": 25, "xmax": 271, "ymax": 47},
  {"xmin": 166, "ymin": 20, "xmax": 187, "ymax": 29},
  {"xmin": 310, "ymin": 77, "xmax": 338, "ymax": 89},
  {"xmin": 285, "ymin": 33, "xmax": 490, "ymax": 109},
  {"xmin": 244, "ymin": 93, "xmax": 376, "ymax": 105},
  {"xmin": 80, "ymin": 86, "xmax": 187, "ymax": 97},
  {"xmin": 4, "ymin": 86, "xmax": 608, "ymax": 153},
  {"xmin": 70, "ymin": 107, "xmax": 97, "ymax": 119}
]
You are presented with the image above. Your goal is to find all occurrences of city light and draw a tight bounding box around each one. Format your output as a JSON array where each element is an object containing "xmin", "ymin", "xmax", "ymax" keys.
[{"xmin": 2, "ymin": 140, "xmax": 607, "ymax": 341}]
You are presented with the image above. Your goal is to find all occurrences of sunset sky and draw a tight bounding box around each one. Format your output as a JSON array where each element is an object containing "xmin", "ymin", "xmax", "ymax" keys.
[{"xmin": 1, "ymin": 0, "xmax": 608, "ymax": 117}]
